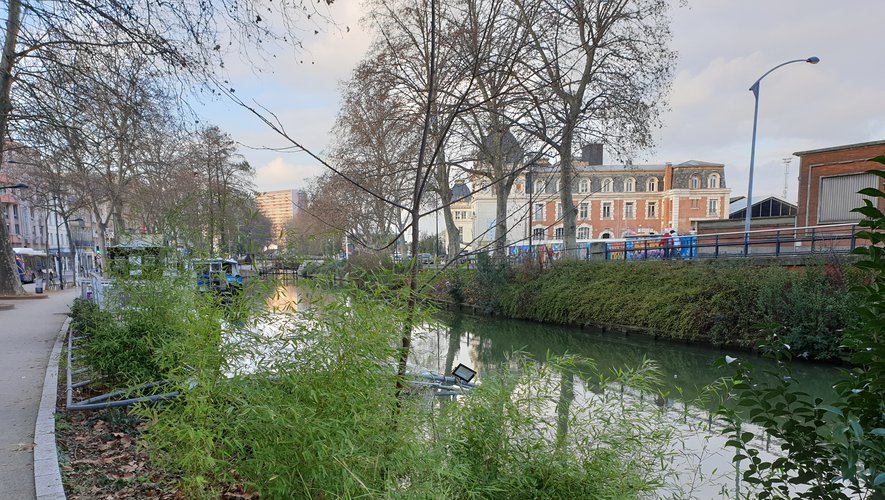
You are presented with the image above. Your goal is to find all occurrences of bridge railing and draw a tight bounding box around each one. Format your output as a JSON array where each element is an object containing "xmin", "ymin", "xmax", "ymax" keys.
[{"xmin": 494, "ymin": 223, "xmax": 861, "ymax": 267}]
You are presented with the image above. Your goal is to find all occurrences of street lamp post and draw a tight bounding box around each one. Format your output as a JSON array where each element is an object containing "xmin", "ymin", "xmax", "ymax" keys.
[{"xmin": 744, "ymin": 56, "xmax": 820, "ymax": 253}]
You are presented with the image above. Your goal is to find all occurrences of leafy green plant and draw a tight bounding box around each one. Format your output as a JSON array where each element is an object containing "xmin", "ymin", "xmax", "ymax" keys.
[
  {"xmin": 83, "ymin": 274, "xmax": 223, "ymax": 386},
  {"xmin": 715, "ymin": 161, "xmax": 885, "ymax": 498},
  {"xmin": 69, "ymin": 298, "xmax": 107, "ymax": 338},
  {"xmin": 136, "ymin": 283, "xmax": 675, "ymax": 498}
]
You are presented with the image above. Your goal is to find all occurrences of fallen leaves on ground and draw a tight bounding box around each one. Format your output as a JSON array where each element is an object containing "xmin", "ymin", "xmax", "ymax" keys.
[{"xmin": 55, "ymin": 383, "xmax": 181, "ymax": 499}]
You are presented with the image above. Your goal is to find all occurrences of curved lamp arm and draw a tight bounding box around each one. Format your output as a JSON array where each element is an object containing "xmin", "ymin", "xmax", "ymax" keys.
[{"xmin": 750, "ymin": 57, "xmax": 820, "ymax": 96}]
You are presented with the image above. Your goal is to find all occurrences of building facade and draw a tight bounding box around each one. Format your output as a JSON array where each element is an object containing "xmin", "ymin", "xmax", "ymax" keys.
[
  {"xmin": 450, "ymin": 180, "xmax": 474, "ymax": 248},
  {"xmin": 256, "ymin": 189, "xmax": 303, "ymax": 244},
  {"xmin": 1, "ymin": 179, "xmax": 49, "ymax": 252},
  {"xmin": 451, "ymin": 147, "xmax": 730, "ymax": 251},
  {"xmin": 794, "ymin": 140, "xmax": 885, "ymax": 228}
]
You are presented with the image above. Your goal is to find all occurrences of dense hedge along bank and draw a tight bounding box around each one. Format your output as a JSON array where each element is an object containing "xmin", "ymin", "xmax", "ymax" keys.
[{"xmin": 436, "ymin": 257, "xmax": 860, "ymax": 360}]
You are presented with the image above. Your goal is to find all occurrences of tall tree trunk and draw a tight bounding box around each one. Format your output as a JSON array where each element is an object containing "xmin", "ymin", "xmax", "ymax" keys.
[
  {"xmin": 559, "ymin": 134, "xmax": 578, "ymax": 258},
  {"xmin": 65, "ymin": 219, "xmax": 77, "ymax": 286},
  {"xmin": 0, "ymin": 0, "xmax": 24, "ymax": 295},
  {"xmin": 443, "ymin": 206, "xmax": 459, "ymax": 258},
  {"xmin": 494, "ymin": 175, "xmax": 510, "ymax": 257}
]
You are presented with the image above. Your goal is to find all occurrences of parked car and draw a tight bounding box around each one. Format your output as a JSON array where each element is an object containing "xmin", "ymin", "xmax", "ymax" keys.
[{"xmin": 418, "ymin": 253, "xmax": 433, "ymax": 264}]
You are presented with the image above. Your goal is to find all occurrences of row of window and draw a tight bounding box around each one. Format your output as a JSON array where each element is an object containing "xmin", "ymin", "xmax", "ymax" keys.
[
  {"xmin": 453, "ymin": 210, "xmax": 473, "ymax": 220},
  {"xmin": 533, "ymin": 198, "xmax": 719, "ymax": 221},
  {"xmin": 530, "ymin": 173, "xmax": 720, "ymax": 194},
  {"xmin": 532, "ymin": 226, "xmax": 595, "ymax": 240},
  {"xmin": 535, "ymin": 201, "xmax": 657, "ymax": 220}
]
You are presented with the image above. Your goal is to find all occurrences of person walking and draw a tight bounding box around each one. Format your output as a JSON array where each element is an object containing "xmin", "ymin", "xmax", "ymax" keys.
[
  {"xmin": 670, "ymin": 230, "xmax": 681, "ymax": 259},
  {"xmin": 660, "ymin": 230, "xmax": 671, "ymax": 259}
]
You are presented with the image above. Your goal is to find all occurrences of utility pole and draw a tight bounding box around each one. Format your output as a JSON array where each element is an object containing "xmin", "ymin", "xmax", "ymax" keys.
[{"xmin": 782, "ymin": 157, "xmax": 792, "ymax": 200}]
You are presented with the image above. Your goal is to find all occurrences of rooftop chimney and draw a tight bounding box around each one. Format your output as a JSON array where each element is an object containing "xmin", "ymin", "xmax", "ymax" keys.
[{"xmin": 581, "ymin": 144, "xmax": 603, "ymax": 165}]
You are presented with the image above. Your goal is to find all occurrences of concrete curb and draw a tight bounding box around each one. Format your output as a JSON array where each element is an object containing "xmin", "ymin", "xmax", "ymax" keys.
[
  {"xmin": 0, "ymin": 294, "xmax": 50, "ymax": 300},
  {"xmin": 33, "ymin": 316, "xmax": 69, "ymax": 499}
]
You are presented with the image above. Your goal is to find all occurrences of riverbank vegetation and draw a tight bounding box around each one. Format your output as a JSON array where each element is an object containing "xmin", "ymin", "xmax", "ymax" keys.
[
  {"xmin": 67, "ymin": 278, "xmax": 678, "ymax": 498},
  {"xmin": 435, "ymin": 257, "xmax": 861, "ymax": 361},
  {"xmin": 715, "ymin": 164, "xmax": 885, "ymax": 497}
]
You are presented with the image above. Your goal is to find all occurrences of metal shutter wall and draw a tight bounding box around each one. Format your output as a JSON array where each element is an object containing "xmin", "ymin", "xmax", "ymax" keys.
[{"xmin": 818, "ymin": 173, "xmax": 878, "ymax": 223}]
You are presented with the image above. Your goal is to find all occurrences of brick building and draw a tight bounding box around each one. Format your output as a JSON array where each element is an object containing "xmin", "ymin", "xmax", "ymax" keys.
[
  {"xmin": 795, "ymin": 139, "xmax": 885, "ymax": 228},
  {"xmin": 452, "ymin": 145, "xmax": 730, "ymax": 250}
]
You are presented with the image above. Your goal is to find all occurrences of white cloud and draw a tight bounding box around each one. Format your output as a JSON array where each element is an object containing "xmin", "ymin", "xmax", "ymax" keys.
[
  {"xmin": 255, "ymin": 158, "xmax": 325, "ymax": 192},
  {"xmin": 196, "ymin": 0, "xmax": 885, "ymax": 208},
  {"xmin": 654, "ymin": 0, "xmax": 885, "ymax": 202}
]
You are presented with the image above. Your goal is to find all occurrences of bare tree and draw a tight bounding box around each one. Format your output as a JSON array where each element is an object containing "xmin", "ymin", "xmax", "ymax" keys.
[
  {"xmin": 448, "ymin": 0, "xmax": 538, "ymax": 257},
  {"xmin": 513, "ymin": 0, "xmax": 675, "ymax": 257},
  {"xmin": 327, "ymin": 59, "xmax": 419, "ymax": 252},
  {"xmin": 0, "ymin": 0, "xmax": 332, "ymax": 293}
]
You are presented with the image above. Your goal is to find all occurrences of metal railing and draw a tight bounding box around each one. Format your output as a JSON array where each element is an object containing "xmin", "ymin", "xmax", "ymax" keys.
[{"xmin": 493, "ymin": 223, "xmax": 861, "ymax": 267}]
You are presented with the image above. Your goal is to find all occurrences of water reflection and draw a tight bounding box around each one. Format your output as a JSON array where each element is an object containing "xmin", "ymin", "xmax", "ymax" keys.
[
  {"xmin": 264, "ymin": 283, "xmax": 302, "ymax": 313},
  {"xmin": 408, "ymin": 311, "xmax": 844, "ymax": 498},
  {"xmin": 251, "ymin": 284, "xmax": 844, "ymax": 498},
  {"xmin": 414, "ymin": 311, "xmax": 841, "ymax": 406}
]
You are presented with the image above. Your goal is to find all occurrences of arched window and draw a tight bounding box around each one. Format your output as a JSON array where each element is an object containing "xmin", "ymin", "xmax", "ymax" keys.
[
  {"xmin": 554, "ymin": 227, "xmax": 564, "ymax": 239},
  {"xmin": 708, "ymin": 173, "xmax": 720, "ymax": 189},
  {"xmin": 602, "ymin": 178, "xmax": 613, "ymax": 193},
  {"xmin": 647, "ymin": 177, "xmax": 658, "ymax": 192},
  {"xmin": 690, "ymin": 175, "xmax": 700, "ymax": 190},
  {"xmin": 577, "ymin": 226, "xmax": 590, "ymax": 240},
  {"xmin": 625, "ymin": 177, "xmax": 635, "ymax": 192},
  {"xmin": 579, "ymin": 179, "xmax": 589, "ymax": 193},
  {"xmin": 600, "ymin": 231, "xmax": 613, "ymax": 239}
]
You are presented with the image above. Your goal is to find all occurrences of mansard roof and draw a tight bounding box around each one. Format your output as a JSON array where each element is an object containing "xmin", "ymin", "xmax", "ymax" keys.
[
  {"xmin": 677, "ymin": 160, "xmax": 725, "ymax": 167},
  {"xmin": 478, "ymin": 130, "xmax": 524, "ymax": 164},
  {"xmin": 450, "ymin": 181, "xmax": 472, "ymax": 203},
  {"xmin": 531, "ymin": 159, "xmax": 724, "ymax": 173}
]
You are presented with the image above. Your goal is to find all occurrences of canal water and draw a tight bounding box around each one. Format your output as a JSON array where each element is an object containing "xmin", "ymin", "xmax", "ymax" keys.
[
  {"xmin": 408, "ymin": 310, "xmax": 844, "ymax": 498},
  {"xmin": 262, "ymin": 283, "xmax": 844, "ymax": 498},
  {"xmin": 411, "ymin": 310, "xmax": 841, "ymax": 405}
]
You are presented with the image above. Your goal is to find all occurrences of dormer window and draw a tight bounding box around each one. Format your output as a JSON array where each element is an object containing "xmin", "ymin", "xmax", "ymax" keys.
[
  {"xmin": 708, "ymin": 173, "xmax": 720, "ymax": 189},
  {"xmin": 602, "ymin": 178, "xmax": 613, "ymax": 193},
  {"xmin": 647, "ymin": 178, "xmax": 658, "ymax": 192},
  {"xmin": 690, "ymin": 175, "xmax": 700, "ymax": 190},
  {"xmin": 625, "ymin": 177, "xmax": 635, "ymax": 192},
  {"xmin": 579, "ymin": 179, "xmax": 589, "ymax": 193}
]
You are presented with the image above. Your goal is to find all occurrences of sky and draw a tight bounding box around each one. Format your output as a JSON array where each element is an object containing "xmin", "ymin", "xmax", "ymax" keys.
[{"xmin": 193, "ymin": 0, "xmax": 885, "ymax": 205}]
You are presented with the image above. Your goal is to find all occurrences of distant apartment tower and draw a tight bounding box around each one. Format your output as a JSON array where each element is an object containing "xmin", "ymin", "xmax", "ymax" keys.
[{"xmin": 256, "ymin": 189, "xmax": 302, "ymax": 243}]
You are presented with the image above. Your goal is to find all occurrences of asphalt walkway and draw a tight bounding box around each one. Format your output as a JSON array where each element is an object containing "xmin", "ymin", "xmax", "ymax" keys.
[{"xmin": 0, "ymin": 285, "xmax": 76, "ymax": 498}]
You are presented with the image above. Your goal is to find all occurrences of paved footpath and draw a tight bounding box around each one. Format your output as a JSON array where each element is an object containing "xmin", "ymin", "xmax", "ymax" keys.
[{"xmin": 0, "ymin": 285, "xmax": 76, "ymax": 498}]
